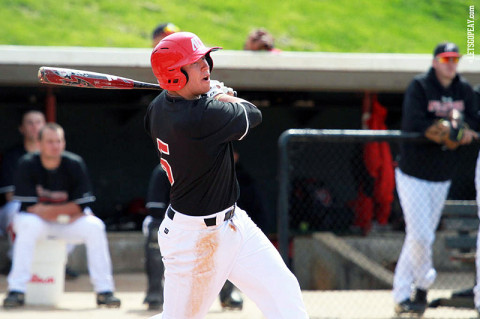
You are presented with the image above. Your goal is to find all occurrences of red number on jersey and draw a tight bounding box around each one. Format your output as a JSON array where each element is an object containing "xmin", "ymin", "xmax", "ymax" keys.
[{"xmin": 157, "ymin": 139, "xmax": 174, "ymax": 185}]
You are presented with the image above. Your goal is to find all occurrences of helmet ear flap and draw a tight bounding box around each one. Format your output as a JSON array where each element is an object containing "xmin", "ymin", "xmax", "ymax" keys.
[
  {"xmin": 181, "ymin": 69, "xmax": 189, "ymax": 84},
  {"xmin": 205, "ymin": 52, "xmax": 214, "ymax": 72}
]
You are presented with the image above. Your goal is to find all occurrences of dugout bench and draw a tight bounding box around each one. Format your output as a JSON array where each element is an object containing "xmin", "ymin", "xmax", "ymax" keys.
[
  {"xmin": 441, "ymin": 200, "xmax": 478, "ymax": 263},
  {"xmin": 429, "ymin": 200, "xmax": 478, "ymax": 309}
]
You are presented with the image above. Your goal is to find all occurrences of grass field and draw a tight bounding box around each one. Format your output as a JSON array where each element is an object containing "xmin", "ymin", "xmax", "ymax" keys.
[{"xmin": 0, "ymin": 0, "xmax": 475, "ymax": 54}]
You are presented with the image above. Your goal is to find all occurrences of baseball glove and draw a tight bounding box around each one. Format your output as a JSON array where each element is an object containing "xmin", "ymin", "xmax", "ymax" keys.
[{"xmin": 424, "ymin": 109, "xmax": 465, "ymax": 150}]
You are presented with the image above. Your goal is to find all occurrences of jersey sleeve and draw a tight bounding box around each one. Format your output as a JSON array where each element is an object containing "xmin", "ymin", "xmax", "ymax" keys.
[
  {"xmin": 200, "ymin": 99, "xmax": 262, "ymax": 143},
  {"xmin": 12, "ymin": 155, "xmax": 38, "ymax": 209},
  {"xmin": 70, "ymin": 157, "xmax": 96, "ymax": 208},
  {"xmin": 146, "ymin": 165, "xmax": 170, "ymax": 219}
]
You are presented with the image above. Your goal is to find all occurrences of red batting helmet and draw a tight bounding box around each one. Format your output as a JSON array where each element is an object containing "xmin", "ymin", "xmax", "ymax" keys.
[{"xmin": 151, "ymin": 32, "xmax": 222, "ymax": 91}]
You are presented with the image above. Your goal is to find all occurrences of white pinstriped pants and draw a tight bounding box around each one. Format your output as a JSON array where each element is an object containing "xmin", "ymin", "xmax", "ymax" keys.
[{"xmin": 392, "ymin": 168, "xmax": 450, "ymax": 303}]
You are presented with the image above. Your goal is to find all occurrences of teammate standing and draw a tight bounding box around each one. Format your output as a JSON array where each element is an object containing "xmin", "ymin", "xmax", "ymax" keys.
[
  {"xmin": 145, "ymin": 32, "xmax": 308, "ymax": 318},
  {"xmin": 393, "ymin": 42, "xmax": 478, "ymax": 316},
  {"xmin": 3, "ymin": 123, "xmax": 120, "ymax": 308}
]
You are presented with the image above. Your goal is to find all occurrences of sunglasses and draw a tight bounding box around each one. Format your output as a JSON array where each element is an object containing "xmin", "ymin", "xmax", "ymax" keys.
[{"xmin": 436, "ymin": 56, "xmax": 460, "ymax": 64}]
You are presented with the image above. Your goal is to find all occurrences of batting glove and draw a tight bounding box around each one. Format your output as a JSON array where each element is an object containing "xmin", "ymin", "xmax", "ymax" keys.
[{"xmin": 206, "ymin": 80, "xmax": 237, "ymax": 98}]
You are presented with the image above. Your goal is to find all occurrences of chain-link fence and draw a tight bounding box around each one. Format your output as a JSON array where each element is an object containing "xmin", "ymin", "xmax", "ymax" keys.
[{"xmin": 277, "ymin": 129, "xmax": 480, "ymax": 318}]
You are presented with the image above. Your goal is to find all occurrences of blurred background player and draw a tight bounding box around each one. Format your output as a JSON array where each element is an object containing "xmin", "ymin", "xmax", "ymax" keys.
[
  {"xmin": 3, "ymin": 123, "xmax": 120, "ymax": 308},
  {"xmin": 151, "ymin": 22, "xmax": 180, "ymax": 48},
  {"xmin": 243, "ymin": 28, "xmax": 281, "ymax": 52},
  {"xmin": 0, "ymin": 110, "xmax": 79, "ymax": 279},
  {"xmin": 143, "ymin": 164, "xmax": 169, "ymax": 311},
  {"xmin": 0, "ymin": 110, "xmax": 45, "ymax": 274},
  {"xmin": 393, "ymin": 42, "xmax": 478, "ymax": 316}
]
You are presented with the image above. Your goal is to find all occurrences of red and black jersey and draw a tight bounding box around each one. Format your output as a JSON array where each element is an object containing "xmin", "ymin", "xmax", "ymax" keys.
[
  {"xmin": 13, "ymin": 151, "xmax": 95, "ymax": 211},
  {"xmin": 144, "ymin": 91, "xmax": 262, "ymax": 216},
  {"xmin": 399, "ymin": 67, "xmax": 477, "ymax": 181}
]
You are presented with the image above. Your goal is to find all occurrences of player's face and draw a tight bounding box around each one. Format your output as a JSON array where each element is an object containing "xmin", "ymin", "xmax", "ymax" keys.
[
  {"xmin": 433, "ymin": 56, "xmax": 459, "ymax": 84},
  {"xmin": 39, "ymin": 128, "xmax": 65, "ymax": 159},
  {"xmin": 20, "ymin": 112, "xmax": 46, "ymax": 141},
  {"xmin": 180, "ymin": 56, "xmax": 211, "ymax": 98}
]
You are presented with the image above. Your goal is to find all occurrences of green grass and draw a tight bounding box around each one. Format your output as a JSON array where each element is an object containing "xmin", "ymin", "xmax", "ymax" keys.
[{"xmin": 0, "ymin": 0, "xmax": 475, "ymax": 54}]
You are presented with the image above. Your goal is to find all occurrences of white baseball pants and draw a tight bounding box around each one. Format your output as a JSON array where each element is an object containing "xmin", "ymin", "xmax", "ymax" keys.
[
  {"xmin": 8, "ymin": 211, "xmax": 115, "ymax": 293},
  {"xmin": 393, "ymin": 168, "xmax": 450, "ymax": 303},
  {"xmin": 155, "ymin": 206, "xmax": 308, "ymax": 319}
]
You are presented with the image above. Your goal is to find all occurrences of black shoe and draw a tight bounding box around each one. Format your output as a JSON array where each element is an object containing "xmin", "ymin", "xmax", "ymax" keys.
[
  {"xmin": 412, "ymin": 288, "xmax": 427, "ymax": 305},
  {"xmin": 395, "ymin": 299, "xmax": 426, "ymax": 315},
  {"xmin": 143, "ymin": 294, "xmax": 163, "ymax": 311},
  {"xmin": 65, "ymin": 266, "xmax": 79, "ymax": 281},
  {"xmin": 3, "ymin": 291, "xmax": 25, "ymax": 309},
  {"xmin": 96, "ymin": 291, "xmax": 121, "ymax": 308},
  {"xmin": 147, "ymin": 301, "xmax": 162, "ymax": 311},
  {"xmin": 221, "ymin": 290, "xmax": 243, "ymax": 310}
]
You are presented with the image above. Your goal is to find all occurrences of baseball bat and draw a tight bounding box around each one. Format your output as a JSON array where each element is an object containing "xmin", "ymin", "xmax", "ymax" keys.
[{"xmin": 38, "ymin": 66, "xmax": 161, "ymax": 90}]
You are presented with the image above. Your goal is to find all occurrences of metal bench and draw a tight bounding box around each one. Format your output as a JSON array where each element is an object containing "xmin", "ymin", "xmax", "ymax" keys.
[{"xmin": 441, "ymin": 200, "xmax": 478, "ymax": 263}]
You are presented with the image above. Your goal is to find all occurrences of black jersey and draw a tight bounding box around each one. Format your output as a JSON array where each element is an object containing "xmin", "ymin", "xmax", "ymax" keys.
[
  {"xmin": 399, "ymin": 67, "xmax": 477, "ymax": 181},
  {"xmin": 146, "ymin": 164, "xmax": 170, "ymax": 219},
  {"xmin": 145, "ymin": 91, "xmax": 262, "ymax": 216},
  {"xmin": 0, "ymin": 144, "xmax": 26, "ymax": 195},
  {"xmin": 13, "ymin": 151, "xmax": 96, "ymax": 211}
]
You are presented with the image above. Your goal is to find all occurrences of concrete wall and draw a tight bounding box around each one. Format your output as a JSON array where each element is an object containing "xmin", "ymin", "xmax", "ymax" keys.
[{"xmin": 293, "ymin": 231, "xmax": 475, "ymax": 290}]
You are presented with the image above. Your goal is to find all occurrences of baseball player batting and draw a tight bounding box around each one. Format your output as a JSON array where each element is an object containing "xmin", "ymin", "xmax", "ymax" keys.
[{"xmin": 144, "ymin": 32, "xmax": 309, "ymax": 319}]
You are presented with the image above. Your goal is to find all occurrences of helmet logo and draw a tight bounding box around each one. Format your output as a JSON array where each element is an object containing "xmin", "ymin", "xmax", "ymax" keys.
[{"xmin": 191, "ymin": 37, "xmax": 203, "ymax": 52}]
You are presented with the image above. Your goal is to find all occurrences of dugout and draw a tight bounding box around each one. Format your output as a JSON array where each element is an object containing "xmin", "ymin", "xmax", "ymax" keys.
[{"xmin": 0, "ymin": 47, "xmax": 479, "ymax": 234}]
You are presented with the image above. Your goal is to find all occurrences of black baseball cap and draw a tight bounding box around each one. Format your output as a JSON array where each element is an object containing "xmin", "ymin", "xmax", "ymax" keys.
[
  {"xmin": 433, "ymin": 42, "xmax": 461, "ymax": 58},
  {"xmin": 152, "ymin": 23, "xmax": 179, "ymax": 39}
]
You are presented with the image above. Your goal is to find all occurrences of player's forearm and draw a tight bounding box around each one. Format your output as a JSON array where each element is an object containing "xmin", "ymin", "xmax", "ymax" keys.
[
  {"xmin": 215, "ymin": 93, "xmax": 253, "ymax": 105},
  {"xmin": 5, "ymin": 191, "xmax": 13, "ymax": 202},
  {"xmin": 46, "ymin": 202, "xmax": 83, "ymax": 216},
  {"xmin": 27, "ymin": 202, "xmax": 83, "ymax": 221}
]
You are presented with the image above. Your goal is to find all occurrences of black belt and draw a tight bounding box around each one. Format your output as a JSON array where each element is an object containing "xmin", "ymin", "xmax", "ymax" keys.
[{"xmin": 166, "ymin": 206, "xmax": 235, "ymax": 227}]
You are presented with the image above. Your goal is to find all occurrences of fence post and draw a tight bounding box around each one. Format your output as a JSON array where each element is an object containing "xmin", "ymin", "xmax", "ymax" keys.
[{"xmin": 277, "ymin": 130, "xmax": 293, "ymax": 264}]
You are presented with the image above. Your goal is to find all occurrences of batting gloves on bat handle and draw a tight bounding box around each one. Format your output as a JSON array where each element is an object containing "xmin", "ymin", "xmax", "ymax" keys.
[{"xmin": 206, "ymin": 80, "xmax": 237, "ymax": 98}]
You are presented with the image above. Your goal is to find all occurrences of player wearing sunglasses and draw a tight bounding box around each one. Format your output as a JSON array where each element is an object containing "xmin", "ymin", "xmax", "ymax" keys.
[{"xmin": 393, "ymin": 42, "xmax": 478, "ymax": 316}]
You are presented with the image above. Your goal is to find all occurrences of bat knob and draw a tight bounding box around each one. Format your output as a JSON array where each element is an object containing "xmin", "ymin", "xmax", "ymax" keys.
[{"xmin": 38, "ymin": 67, "xmax": 45, "ymax": 83}]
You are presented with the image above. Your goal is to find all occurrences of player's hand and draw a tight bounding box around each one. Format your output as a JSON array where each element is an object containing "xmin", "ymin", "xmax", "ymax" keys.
[
  {"xmin": 206, "ymin": 80, "xmax": 237, "ymax": 98},
  {"xmin": 460, "ymin": 128, "xmax": 478, "ymax": 145}
]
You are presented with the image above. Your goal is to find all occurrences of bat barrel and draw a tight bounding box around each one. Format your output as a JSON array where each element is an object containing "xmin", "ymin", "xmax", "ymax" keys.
[{"xmin": 38, "ymin": 66, "xmax": 161, "ymax": 90}]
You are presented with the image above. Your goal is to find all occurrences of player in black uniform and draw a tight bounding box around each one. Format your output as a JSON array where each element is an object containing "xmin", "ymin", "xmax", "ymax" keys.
[
  {"xmin": 3, "ymin": 123, "xmax": 120, "ymax": 308},
  {"xmin": 145, "ymin": 32, "xmax": 308, "ymax": 319},
  {"xmin": 393, "ymin": 42, "xmax": 478, "ymax": 316}
]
